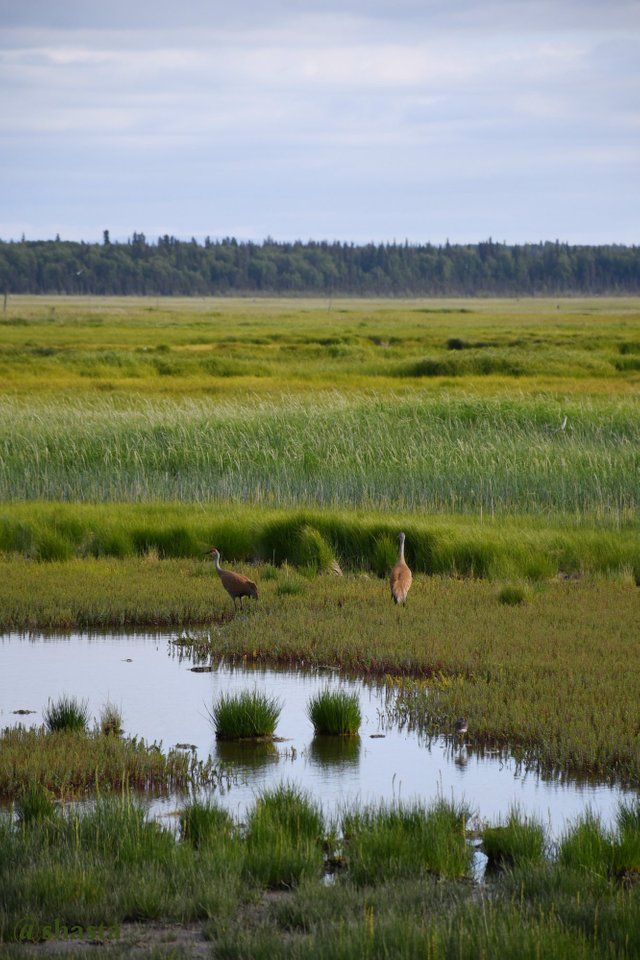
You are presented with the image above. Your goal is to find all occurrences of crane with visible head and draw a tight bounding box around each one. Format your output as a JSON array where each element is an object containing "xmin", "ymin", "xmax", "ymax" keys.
[
  {"xmin": 389, "ymin": 531, "xmax": 412, "ymax": 606},
  {"xmin": 205, "ymin": 547, "xmax": 258, "ymax": 609}
]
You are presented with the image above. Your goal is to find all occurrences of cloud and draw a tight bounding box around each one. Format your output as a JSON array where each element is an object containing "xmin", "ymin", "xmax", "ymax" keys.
[{"xmin": 0, "ymin": 0, "xmax": 638, "ymax": 243}]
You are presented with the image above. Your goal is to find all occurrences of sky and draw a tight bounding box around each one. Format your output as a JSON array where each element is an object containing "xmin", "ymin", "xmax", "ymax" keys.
[{"xmin": 1, "ymin": 0, "xmax": 639, "ymax": 246}]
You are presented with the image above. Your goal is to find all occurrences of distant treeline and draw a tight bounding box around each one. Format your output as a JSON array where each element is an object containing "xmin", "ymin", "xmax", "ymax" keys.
[{"xmin": 1, "ymin": 233, "xmax": 640, "ymax": 296}]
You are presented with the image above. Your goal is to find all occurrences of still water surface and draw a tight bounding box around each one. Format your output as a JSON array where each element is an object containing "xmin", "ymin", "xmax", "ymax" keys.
[{"xmin": 1, "ymin": 631, "xmax": 635, "ymax": 837}]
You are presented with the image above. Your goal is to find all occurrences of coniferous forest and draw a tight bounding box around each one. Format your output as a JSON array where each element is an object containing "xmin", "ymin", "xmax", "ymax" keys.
[{"xmin": 1, "ymin": 233, "xmax": 639, "ymax": 296}]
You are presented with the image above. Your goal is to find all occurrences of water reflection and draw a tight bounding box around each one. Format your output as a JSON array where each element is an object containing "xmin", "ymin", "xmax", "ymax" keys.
[
  {"xmin": 1, "ymin": 630, "xmax": 637, "ymax": 836},
  {"xmin": 309, "ymin": 735, "xmax": 362, "ymax": 769},
  {"xmin": 216, "ymin": 738, "xmax": 280, "ymax": 772}
]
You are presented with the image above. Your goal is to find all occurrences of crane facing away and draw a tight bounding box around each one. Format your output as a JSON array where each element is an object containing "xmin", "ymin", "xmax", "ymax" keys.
[
  {"xmin": 204, "ymin": 547, "xmax": 258, "ymax": 609},
  {"xmin": 389, "ymin": 531, "xmax": 412, "ymax": 606}
]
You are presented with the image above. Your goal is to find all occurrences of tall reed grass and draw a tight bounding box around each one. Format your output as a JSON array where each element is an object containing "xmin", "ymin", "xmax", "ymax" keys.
[{"xmin": 1, "ymin": 392, "xmax": 637, "ymax": 517}]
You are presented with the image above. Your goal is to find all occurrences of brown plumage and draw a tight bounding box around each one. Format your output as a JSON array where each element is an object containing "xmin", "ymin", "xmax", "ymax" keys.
[
  {"xmin": 389, "ymin": 531, "xmax": 412, "ymax": 606},
  {"xmin": 205, "ymin": 547, "xmax": 258, "ymax": 609}
]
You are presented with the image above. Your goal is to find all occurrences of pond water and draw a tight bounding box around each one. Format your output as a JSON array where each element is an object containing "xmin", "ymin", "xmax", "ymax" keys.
[{"xmin": 1, "ymin": 631, "xmax": 636, "ymax": 841}]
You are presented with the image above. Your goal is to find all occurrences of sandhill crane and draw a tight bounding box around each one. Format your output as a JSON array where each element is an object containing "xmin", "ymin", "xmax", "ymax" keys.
[
  {"xmin": 389, "ymin": 531, "xmax": 412, "ymax": 606},
  {"xmin": 205, "ymin": 547, "xmax": 258, "ymax": 609}
]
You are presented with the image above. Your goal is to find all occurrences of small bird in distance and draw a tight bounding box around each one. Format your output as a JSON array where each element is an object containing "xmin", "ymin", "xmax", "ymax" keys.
[{"xmin": 455, "ymin": 717, "xmax": 468, "ymax": 736}]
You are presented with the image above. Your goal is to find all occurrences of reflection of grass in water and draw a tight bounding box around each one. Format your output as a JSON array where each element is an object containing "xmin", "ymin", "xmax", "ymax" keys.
[
  {"xmin": 309, "ymin": 734, "xmax": 361, "ymax": 768},
  {"xmin": 215, "ymin": 738, "xmax": 279, "ymax": 771}
]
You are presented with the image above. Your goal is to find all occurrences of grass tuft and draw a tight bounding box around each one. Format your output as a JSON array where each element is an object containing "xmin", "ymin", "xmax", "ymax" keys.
[
  {"xmin": 558, "ymin": 812, "xmax": 614, "ymax": 875},
  {"xmin": 43, "ymin": 694, "xmax": 90, "ymax": 733},
  {"xmin": 308, "ymin": 688, "xmax": 361, "ymax": 736},
  {"xmin": 180, "ymin": 799, "xmax": 235, "ymax": 849},
  {"xmin": 209, "ymin": 690, "xmax": 282, "ymax": 740},
  {"xmin": 99, "ymin": 701, "xmax": 123, "ymax": 737},
  {"xmin": 498, "ymin": 582, "xmax": 533, "ymax": 605},
  {"xmin": 15, "ymin": 784, "xmax": 58, "ymax": 826},
  {"xmin": 482, "ymin": 808, "xmax": 547, "ymax": 869},
  {"xmin": 341, "ymin": 798, "xmax": 472, "ymax": 884},
  {"xmin": 244, "ymin": 783, "xmax": 325, "ymax": 888}
]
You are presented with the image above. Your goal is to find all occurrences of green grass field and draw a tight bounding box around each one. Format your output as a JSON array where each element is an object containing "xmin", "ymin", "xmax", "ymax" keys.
[
  {"xmin": 2, "ymin": 295, "xmax": 639, "ymax": 394},
  {"xmin": 1, "ymin": 295, "xmax": 639, "ymax": 957}
]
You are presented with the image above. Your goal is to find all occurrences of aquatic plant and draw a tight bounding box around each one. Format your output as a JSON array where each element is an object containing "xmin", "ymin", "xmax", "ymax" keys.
[
  {"xmin": 179, "ymin": 800, "xmax": 235, "ymax": 849},
  {"xmin": 558, "ymin": 812, "xmax": 615, "ymax": 875},
  {"xmin": 0, "ymin": 726, "xmax": 219, "ymax": 801},
  {"xmin": 43, "ymin": 695, "xmax": 90, "ymax": 734},
  {"xmin": 244, "ymin": 783, "xmax": 325, "ymax": 888},
  {"xmin": 3, "ymin": 787, "xmax": 640, "ymax": 954},
  {"xmin": 341, "ymin": 799, "xmax": 472, "ymax": 884},
  {"xmin": 307, "ymin": 688, "xmax": 361, "ymax": 736},
  {"xmin": 209, "ymin": 690, "xmax": 282, "ymax": 740},
  {"xmin": 15, "ymin": 784, "xmax": 57, "ymax": 826},
  {"xmin": 99, "ymin": 701, "xmax": 123, "ymax": 737},
  {"xmin": 482, "ymin": 808, "xmax": 547, "ymax": 869}
]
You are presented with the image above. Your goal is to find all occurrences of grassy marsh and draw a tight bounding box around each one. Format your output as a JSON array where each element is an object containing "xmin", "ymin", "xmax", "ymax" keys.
[
  {"xmin": 0, "ymin": 725, "xmax": 219, "ymax": 802},
  {"xmin": 2, "ymin": 797, "xmax": 640, "ymax": 956},
  {"xmin": 1, "ymin": 295, "xmax": 639, "ymax": 955},
  {"xmin": 3, "ymin": 561, "xmax": 636, "ymax": 785},
  {"xmin": 1, "ymin": 295, "xmax": 639, "ymax": 395},
  {"xmin": 0, "ymin": 502, "xmax": 638, "ymax": 584}
]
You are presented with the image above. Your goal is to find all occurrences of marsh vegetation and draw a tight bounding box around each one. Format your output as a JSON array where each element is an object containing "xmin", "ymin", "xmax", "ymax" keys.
[
  {"xmin": 1, "ymin": 295, "xmax": 638, "ymax": 955},
  {"xmin": 2, "ymin": 793, "xmax": 640, "ymax": 956}
]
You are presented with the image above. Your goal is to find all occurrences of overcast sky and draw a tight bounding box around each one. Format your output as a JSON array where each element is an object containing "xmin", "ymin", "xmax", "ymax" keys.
[{"xmin": 1, "ymin": 0, "xmax": 639, "ymax": 245}]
